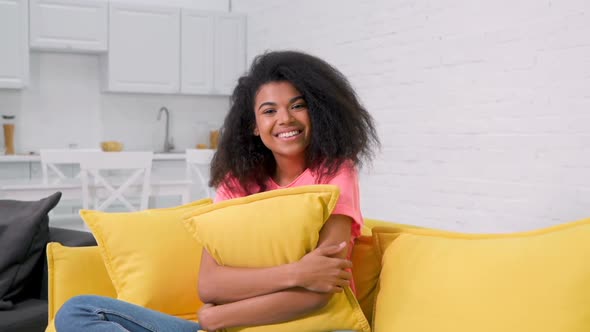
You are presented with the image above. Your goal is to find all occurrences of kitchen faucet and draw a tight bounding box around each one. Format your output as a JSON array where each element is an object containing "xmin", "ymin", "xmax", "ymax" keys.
[{"xmin": 157, "ymin": 106, "xmax": 174, "ymax": 153}]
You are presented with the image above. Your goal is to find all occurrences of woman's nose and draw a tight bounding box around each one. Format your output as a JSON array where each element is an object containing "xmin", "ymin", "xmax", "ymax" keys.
[{"xmin": 277, "ymin": 108, "xmax": 294, "ymax": 124}]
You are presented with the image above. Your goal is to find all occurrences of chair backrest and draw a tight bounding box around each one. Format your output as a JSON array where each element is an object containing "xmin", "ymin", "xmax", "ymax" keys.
[
  {"xmin": 185, "ymin": 149, "xmax": 215, "ymax": 198},
  {"xmin": 40, "ymin": 149, "xmax": 101, "ymax": 185},
  {"xmin": 79, "ymin": 152, "xmax": 153, "ymax": 211}
]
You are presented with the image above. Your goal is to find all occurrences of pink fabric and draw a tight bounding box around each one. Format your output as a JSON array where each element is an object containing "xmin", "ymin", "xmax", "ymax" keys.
[{"xmin": 214, "ymin": 162, "xmax": 364, "ymax": 238}]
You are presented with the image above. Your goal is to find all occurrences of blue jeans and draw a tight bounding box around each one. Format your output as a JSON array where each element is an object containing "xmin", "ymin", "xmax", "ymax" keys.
[{"xmin": 55, "ymin": 295, "xmax": 202, "ymax": 332}]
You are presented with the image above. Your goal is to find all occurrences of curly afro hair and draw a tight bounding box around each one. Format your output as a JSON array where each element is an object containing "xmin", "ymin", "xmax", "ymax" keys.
[{"xmin": 209, "ymin": 50, "xmax": 379, "ymax": 194}]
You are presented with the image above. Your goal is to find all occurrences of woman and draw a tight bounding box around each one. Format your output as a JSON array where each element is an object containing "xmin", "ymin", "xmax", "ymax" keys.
[{"xmin": 197, "ymin": 50, "xmax": 379, "ymax": 330}]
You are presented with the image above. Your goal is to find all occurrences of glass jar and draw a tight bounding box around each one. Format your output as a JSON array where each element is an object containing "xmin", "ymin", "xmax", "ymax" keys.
[{"xmin": 2, "ymin": 115, "xmax": 15, "ymax": 155}]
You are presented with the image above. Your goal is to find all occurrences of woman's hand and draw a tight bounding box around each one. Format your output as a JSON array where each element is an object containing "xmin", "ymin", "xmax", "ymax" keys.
[
  {"xmin": 293, "ymin": 241, "xmax": 353, "ymax": 293},
  {"xmin": 198, "ymin": 303, "xmax": 218, "ymax": 331}
]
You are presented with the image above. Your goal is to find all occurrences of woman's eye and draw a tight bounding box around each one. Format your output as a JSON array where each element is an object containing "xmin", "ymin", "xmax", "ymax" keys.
[
  {"xmin": 262, "ymin": 109, "xmax": 275, "ymax": 114},
  {"xmin": 292, "ymin": 104, "xmax": 306, "ymax": 110}
]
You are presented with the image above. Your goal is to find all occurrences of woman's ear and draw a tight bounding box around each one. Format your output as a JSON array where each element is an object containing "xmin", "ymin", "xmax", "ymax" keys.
[{"xmin": 253, "ymin": 127, "xmax": 259, "ymax": 136}]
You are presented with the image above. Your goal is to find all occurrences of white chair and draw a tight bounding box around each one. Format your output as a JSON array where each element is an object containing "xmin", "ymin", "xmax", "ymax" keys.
[
  {"xmin": 79, "ymin": 152, "xmax": 153, "ymax": 211},
  {"xmin": 185, "ymin": 149, "xmax": 215, "ymax": 199},
  {"xmin": 40, "ymin": 149, "xmax": 100, "ymax": 185},
  {"xmin": 149, "ymin": 177, "xmax": 192, "ymax": 205}
]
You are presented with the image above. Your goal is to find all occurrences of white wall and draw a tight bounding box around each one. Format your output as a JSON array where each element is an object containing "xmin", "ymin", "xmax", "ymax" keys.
[
  {"xmin": 0, "ymin": 52, "xmax": 228, "ymax": 154},
  {"xmin": 233, "ymin": 0, "xmax": 590, "ymax": 232}
]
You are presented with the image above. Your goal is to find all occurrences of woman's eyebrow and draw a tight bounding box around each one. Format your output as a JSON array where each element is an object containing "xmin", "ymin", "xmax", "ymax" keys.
[
  {"xmin": 289, "ymin": 95, "xmax": 304, "ymax": 103},
  {"xmin": 257, "ymin": 101, "xmax": 277, "ymax": 111},
  {"xmin": 257, "ymin": 96, "xmax": 304, "ymax": 111}
]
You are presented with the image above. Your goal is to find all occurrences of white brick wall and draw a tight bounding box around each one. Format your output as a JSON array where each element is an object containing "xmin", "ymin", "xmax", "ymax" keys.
[{"xmin": 233, "ymin": 0, "xmax": 590, "ymax": 232}]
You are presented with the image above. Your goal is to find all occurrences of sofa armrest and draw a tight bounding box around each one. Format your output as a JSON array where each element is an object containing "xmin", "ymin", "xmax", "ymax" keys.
[
  {"xmin": 40, "ymin": 228, "xmax": 97, "ymax": 302},
  {"xmin": 46, "ymin": 243, "xmax": 116, "ymax": 323},
  {"xmin": 48, "ymin": 227, "xmax": 96, "ymax": 247}
]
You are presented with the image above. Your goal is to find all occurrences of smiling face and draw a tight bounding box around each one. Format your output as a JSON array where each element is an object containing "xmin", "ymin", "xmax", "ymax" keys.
[{"xmin": 253, "ymin": 81, "xmax": 312, "ymax": 165}]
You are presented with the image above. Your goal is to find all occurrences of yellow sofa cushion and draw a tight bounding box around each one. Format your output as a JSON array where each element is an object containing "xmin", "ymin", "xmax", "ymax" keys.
[
  {"xmin": 45, "ymin": 244, "xmax": 116, "ymax": 332},
  {"xmin": 352, "ymin": 219, "xmax": 424, "ymax": 325},
  {"xmin": 372, "ymin": 218, "xmax": 590, "ymax": 332},
  {"xmin": 183, "ymin": 185, "xmax": 370, "ymax": 332},
  {"xmin": 81, "ymin": 199, "xmax": 211, "ymax": 321},
  {"xmin": 350, "ymin": 235, "xmax": 379, "ymax": 324}
]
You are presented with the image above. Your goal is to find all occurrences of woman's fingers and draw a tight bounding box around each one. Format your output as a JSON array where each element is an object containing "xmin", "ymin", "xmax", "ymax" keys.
[
  {"xmin": 313, "ymin": 241, "xmax": 347, "ymax": 257},
  {"xmin": 338, "ymin": 270, "xmax": 352, "ymax": 281},
  {"xmin": 338, "ymin": 259, "xmax": 353, "ymax": 269}
]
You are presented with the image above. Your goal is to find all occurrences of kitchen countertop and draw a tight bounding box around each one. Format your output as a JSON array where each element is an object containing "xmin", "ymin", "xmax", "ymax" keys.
[{"xmin": 0, "ymin": 153, "xmax": 188, "ymax": 163}]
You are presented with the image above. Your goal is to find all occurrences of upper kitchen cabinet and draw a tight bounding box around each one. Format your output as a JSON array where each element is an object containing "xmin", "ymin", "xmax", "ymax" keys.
[
  {"xmin": 181, "ymin": 11, "xmax": 246, "ymax": 95},
  {"xmin": 104, "ymin": 3, "xmax": 180, "ymax": 94},
  {"xmin": 29, "ymin": 0, "xmax": 108, "ymax": 52},
  {"xmin": 0, "ymin": 0, "xmax": 29, "ymax": 89},
  {"xmin": 180, "ymin": 10, "xmax": 214, "ymax": 94},
  {"xmin": 214, "ymin": 14, "xmax": 246, "ymax": 95}
]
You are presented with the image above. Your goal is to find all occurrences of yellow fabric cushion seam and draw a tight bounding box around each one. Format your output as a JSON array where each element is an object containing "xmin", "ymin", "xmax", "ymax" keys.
[
  {"xmin": 346, "ymin": 287, "xmax": 371, "ymax": 332},
  {"xmin": 376, "ymin": 216, "xmax": 590, "ymax": 240},
  {"xmin": 373, "ymin": 228, "xmax": 401, "ymax": 258},
  {"xmin": 47, "ymin": 243, "xmax": 55, "ymax": 323},
  {"xmin": 370, "ymin": 233, "xmax": 385, "ymax": 329},
  {"xmin": 89, "ymin": 217, "xmax": 122, "ymax": 295},
  {"xmin": 371, "ymin": 276, "xmax": 381, "ymax": 329},
  {"xmin": 183, "ymin": 185, "xmax": 339, "ymax": 220}
]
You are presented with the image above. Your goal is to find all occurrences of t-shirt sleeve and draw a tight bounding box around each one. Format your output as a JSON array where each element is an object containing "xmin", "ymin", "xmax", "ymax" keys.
[{"xmin": 326, "ymin": 164, "xmax": 364, "ymax": 238}]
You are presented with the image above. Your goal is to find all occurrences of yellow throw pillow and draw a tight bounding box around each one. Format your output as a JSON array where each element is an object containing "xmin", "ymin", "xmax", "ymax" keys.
[
  {"xmin": 81, "ymin": 199, "xmax": 212, "ymax": 321},
  {"xmin": 183, "ymin": 185, "xmax": 370, "ymax": 332},
  {"xmin": 372, "ymin": 218, "xmax": 590, "ymax": 332},
  {"xmin": 46, "ymin": 244, "xmax": 116, "ymax": 332},
  {"xmin": 353, "ymin": 219, "xmax": 425, "ymax": 325}
]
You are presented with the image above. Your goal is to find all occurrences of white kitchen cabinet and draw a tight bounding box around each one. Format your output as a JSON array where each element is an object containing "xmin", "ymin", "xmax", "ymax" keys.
[
  {"xmin": 0, "ymin": 0, "xmax": 29, "ymax": 89},
  {"xmin": 29, "ymin": 0, "xmax": 108, "ymax": 52},
  {"xmin": 180, "ymin": 10, "xmax": 214, "ymax": 94},
  {"xmin": 104, "ymin": 3, "xmax": 180, "ymax": 94},
  {"xmin": 181, "ymin": 11, "xmax": 246, "ymax": 95},
  {"xmin": 214, "ymin": 14, "xmax": 246, "ymax": 95}
]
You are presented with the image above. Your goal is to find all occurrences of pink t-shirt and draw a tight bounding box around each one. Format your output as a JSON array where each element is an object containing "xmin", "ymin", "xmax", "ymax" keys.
[{"xmin": 214, "ymin": 162, "xmax": 364, "ymax": 239}]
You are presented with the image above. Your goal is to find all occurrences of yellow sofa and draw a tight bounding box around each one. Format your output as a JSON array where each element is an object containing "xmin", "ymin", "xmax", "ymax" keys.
[{"xmin": 45, "ymin": 217, "xmax": 590, "ymax": 332}]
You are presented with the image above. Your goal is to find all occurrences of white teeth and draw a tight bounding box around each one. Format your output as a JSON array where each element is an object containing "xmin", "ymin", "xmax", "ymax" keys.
[{"xmin": 278, "ymin": 130, "xmax": 300, "ymax": 138}]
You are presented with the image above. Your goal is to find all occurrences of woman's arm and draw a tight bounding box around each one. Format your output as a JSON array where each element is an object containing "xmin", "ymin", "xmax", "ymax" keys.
[
  {"xmin": 199, "ymin": 240, "xmax": 352, "ymax": 304},
  {"xmin": 198, "ymin": 215, "xmax": 353, "ymax": 330},
  {"xmin": 198, "ymin": 249, "xmax": 296, "ymax": 304}
]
